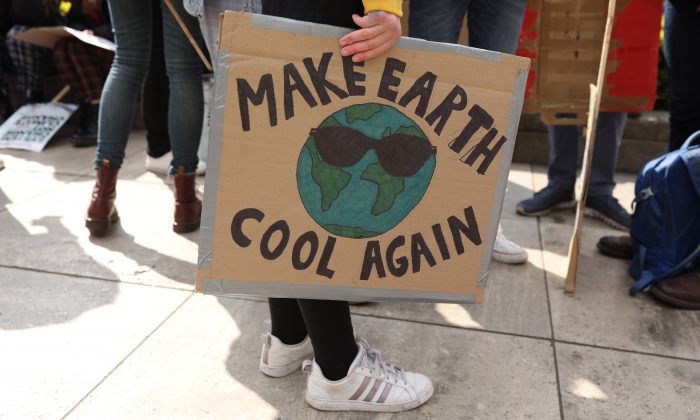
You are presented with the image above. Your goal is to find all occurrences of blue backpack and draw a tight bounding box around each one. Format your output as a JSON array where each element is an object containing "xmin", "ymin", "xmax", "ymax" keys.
[{"xmin": 629, "ymin": 130, "xmax": 700, "ymax": 295}]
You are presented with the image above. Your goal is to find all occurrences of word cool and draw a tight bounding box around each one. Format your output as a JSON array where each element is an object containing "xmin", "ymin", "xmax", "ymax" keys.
[{"xmin": 231, "ymin": 207, "xmax": 482, "ymax": 280}]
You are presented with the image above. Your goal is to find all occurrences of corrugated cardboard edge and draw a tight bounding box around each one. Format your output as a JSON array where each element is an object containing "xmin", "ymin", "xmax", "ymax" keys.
[{"xmin": 197, "ymin": 11, "xmax": 531, "ymax": 303}]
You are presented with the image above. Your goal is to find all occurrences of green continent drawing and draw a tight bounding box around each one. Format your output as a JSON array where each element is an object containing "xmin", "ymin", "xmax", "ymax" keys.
[
  {"xmin": 306, "ymin": 140, "xmax": 351, "ymax": 211},
  {"xmin": 296, "ymin": 103, "xmax": 436, "ymax": 239},
  {"xmin": 346, "ymin": 103, "xmax": 382, "ymax": 123},
  {"xmin": 360, "ymin": 163, "xmax": 404, "ymax": 216}
]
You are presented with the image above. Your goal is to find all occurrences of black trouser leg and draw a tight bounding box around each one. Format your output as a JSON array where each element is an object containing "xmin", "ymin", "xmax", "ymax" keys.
[
  {"xmin": 298, "ymin": 299, "xmax": 358, "ymax": 381},
  {"xmin": 267, "ymin": 298, "xmax": 358, "ymax": 381},
  {"xmin": 268, "ymin": 297, "xmax": 307, "ymax": 345},
  {"xmin": 143, "ymin": 0, "xmax": 170, "ymax": 158}
]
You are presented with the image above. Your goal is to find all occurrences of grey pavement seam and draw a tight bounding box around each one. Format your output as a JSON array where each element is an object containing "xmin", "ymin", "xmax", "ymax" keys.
[
  {"xmin": 0, "ymin": 264, "xmax": 195, "ymax": 292},
  {"xmin": 533, "ymin": 161, "xmax": 566, "ymax": 420},
  {"xmin": 60, "ymin": 292, "xmax": 195, "ymax": 420}
]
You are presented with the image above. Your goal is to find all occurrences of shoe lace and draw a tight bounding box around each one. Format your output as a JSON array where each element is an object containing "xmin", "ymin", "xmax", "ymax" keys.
[{"xmin": 358, "ymin": 340, "xmax": 407, "ymax": 385}]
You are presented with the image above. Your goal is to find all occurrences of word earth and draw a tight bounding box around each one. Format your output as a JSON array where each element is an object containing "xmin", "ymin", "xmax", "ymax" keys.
[{"xmin": 236, "ymin": 53, "xmax": 509, "ymax": 176}]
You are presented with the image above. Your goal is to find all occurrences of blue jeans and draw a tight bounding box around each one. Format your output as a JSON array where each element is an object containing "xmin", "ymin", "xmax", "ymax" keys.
[
  {"xmin": 547, "ymin": 112, "xmax": 627, "ymax": 197},
  {"xmin": 664, "ymin": 0, "xmax": 700, "ymax": 151},
  {"xmin": 409, "ymin": 0, "xmax": 528, "ymax": 54},
  {"xmin": 95, "ymin": 0, "xmax": 204, "ymax": 174}
]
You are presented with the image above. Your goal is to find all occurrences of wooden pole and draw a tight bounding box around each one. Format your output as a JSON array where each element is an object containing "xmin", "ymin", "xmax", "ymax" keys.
[
  {"xmin": 162, "ymin": 0, "xmax": 213, "ymax": 72},
  {"xmin": 564, "ymin": 0, "xmax": 617, "ymax": 293},
  {"xmin": 50, "ymin": 85, "xmax": 71, "ymax": 103}
]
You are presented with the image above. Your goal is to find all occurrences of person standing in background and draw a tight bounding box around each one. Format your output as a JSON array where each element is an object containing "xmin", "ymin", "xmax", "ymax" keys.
[
  {"xmin": 85, "ymin": 0, "xmax": 205, "ymax": 236},
  {"xmin": 596, "ymin": 0, "xmax": 700, "ymax": 309},
  {"xmin": 409, "ymin": 0, "xmax": 530, "ymax": 265}
]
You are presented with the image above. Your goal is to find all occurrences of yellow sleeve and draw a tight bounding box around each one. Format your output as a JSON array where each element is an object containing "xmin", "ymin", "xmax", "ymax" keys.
[{"xmin": 363, "ymin": 0, "xmax": 403, "ymax": 17}]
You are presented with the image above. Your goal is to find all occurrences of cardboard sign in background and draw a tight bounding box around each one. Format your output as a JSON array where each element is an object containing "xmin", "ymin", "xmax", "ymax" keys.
[
  {"xmin": 517, "ymin": 0, "xmax": 662, "ymax": 124},
  {"xmin": 197, "ymin": 12, "xmax": 529, "ymax": 303},
  {"xmin": 0, "ymin": 103, "xmax": 78, "ymax": 152}
]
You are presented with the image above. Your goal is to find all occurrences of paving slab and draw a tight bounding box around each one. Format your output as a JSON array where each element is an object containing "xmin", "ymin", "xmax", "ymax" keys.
[
  {"xmin": 0, "ymin": 133, "xmax": 146, "ymax": 176},
  {"xmin": 0, "ymin": 177, "xmax": 199, "ymax": 289},
  {"xmin": 500, "ymin": 162, "xmax": 534, "ymax": 222},
  {"xmin": 0, "ymin": 267, "xmax": 191, "ymax": 420},
  {"xmin": 557, "ymin": 343, "xmax": 700, "ymax": 420},
  {"xmin": 351, "ymin": 217, "xmax": 551, "ymax": 339},
  {"xmin": 540, "ymin": 222, "xmax": 700, "ymax": 360},
  {"xmin": 68, "ymin": 294, "xmax": 560, "ymax": 420},
  {"xmin": 0, "ymin": 168, "xmax": 77, "ymax": 212}
]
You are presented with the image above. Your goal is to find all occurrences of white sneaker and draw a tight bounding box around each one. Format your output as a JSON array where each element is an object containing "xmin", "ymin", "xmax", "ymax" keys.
[
  {"xmin": 303, "ymin": 339, "xmax": 433, "ymax": 412},
  {"xmin": 145, "ymin": 151, "xmax": 207, "ymax": 176},
  {"xmin": 492, "ymin": 227, "xmax": 528, "ymax": 264},
  {"xmin": 259, "ymin": 333, "xmax": 314, "ymax": 377}
]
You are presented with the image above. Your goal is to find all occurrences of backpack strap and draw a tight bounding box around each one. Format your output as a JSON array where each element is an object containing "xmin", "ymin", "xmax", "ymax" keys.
[
  {"xmin": 630, "ymin": 242, "xmax": 700, "ymax": 295},
  {"xmin": 681, "ymin": 130, "xmax": 700, "ymax": 150}
]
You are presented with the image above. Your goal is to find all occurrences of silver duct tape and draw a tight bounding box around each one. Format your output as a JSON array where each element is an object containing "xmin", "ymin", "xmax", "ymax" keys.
[
  {"xmin": 199, "ymin": 278, "xmax": 477, "ymax": 303},
  {"xmin": 477, "ymin": 67, "xmax": 530, "ymax": 283},
  {"xmin": 198, "ymin": 50, "xmax": 232, "ymax": 270}
]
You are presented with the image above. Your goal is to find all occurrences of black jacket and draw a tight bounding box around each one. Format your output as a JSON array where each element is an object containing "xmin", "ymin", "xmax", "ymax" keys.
[{"xmin": 261, "ymin": 0, "xmax": 364, "ymax": 29}]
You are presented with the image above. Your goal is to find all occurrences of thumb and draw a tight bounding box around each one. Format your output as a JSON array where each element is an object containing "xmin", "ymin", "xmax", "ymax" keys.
[{"xmin": 351, "ymin": 13, "xmax": 373, "ymax": 28}]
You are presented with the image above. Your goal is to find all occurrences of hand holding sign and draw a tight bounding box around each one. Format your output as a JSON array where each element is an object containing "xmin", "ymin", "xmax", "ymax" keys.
[{"xmin": 340, "ymin": 11, "xmax": 402, "ymax": 63}]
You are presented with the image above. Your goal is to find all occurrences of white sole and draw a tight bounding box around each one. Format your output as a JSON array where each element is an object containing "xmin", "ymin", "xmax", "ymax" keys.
[
  {"xmin": 492, "ymin": 250, "xmax": 528, "ymax": 264},
  {"xmin": 305, "ymin": 385, "xmax": 434, "ymax": 413},
  {"xmin": 259, "ymin": 360, "xmax": 305, "ymax": 378}
]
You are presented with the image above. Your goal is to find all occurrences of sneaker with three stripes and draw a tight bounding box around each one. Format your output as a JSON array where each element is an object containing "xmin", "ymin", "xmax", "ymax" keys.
[{"xmin": 303, "ymin": 339, "xmax": 433, "ymax": 412}]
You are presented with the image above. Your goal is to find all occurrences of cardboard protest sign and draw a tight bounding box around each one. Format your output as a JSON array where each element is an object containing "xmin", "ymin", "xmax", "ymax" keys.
[
  {"xmin": 517, "ymin": 0, "xmax": 662, "ymax": 125},
  {"xmin": 197, "ymin": 12, "xmax": 529, "ymax": 303},
  {"xmin": 0, "ymin": 102, "xmax": 78, "ymax": 152},
  {"xmin": 13, "ymin": 26, "xmax": 115, "ymax": 51}
]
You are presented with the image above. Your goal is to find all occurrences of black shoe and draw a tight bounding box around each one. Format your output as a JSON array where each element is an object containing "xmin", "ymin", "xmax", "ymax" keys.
[
  {"xmin": 72, "ymin": 103, "xmax": 98, "ymax": 147},
  {"xmin": 584, "ymin": 195, "xmax": 631, "ymax": 231},
  {"xmin": 516, "ymin": 186, "xmax": 576, "ymax": 216},
  {"xmin": 597, "ymin": 235, "xmax": 634, "ymax": 259}
]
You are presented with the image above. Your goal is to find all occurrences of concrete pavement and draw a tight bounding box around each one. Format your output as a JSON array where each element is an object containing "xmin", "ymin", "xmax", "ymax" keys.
[{"xmin": 1, "ymin": 131, "xmax": 698, "ymax": 419}]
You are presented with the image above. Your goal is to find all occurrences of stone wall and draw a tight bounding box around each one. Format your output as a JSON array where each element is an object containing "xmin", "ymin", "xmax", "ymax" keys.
[{"xmin": 513, "ymin": 112, "xmax": 670, "ymax": 173}]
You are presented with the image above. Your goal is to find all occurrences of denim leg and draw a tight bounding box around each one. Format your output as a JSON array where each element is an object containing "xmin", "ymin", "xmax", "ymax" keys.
[
  {"xmin": 467, "ymin": 0, "xmax": 528, "ymax": 54},
  {"xmin": 663, "ymin": 0, "xmax": 700, "ymax": 151},
  {"xmin": 588, "ymin": 112, "xmax": 626, "ymax": 197},
  {"xmin": 95, "ymin": 0, "xmax": 152, "ymax": 169},
  {"xmin": 161, "ymin": 0, "xmax": 204, "ymax": 174},
  {"xmin": 547, "ymin": 124, "xmax": 580, "ymax": 192},
  {"xmin": 408, "ymin": 0, "xmax": 468, "ymax": 42}
]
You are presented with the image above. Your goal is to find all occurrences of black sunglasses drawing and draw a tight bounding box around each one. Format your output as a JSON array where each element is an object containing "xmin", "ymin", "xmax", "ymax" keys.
[{"xmin": 309, "ymin": 126, "xmax": 437, "ymax": 178}]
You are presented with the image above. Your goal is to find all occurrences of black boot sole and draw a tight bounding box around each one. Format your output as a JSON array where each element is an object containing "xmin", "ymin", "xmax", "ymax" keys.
[
  {"xmin": 596, "ymin": 241, "xmax": 633, "ymax": 260},
  {"xmin": 86, "ymin": 213, "xmax": 119, "ymax": 236},
  {"xmin": 173, "ymin": 218, "xmax": 200, "ymax": 234}
]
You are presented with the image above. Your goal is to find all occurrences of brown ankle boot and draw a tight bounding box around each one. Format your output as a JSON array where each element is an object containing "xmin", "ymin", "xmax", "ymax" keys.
[
  {"xmin": 173, "ymin": 166, "xmax": 202, "ymax": 234},
  {"xmin": 86, "ymin": 160, "xmax": 119, "ymax": 236}
]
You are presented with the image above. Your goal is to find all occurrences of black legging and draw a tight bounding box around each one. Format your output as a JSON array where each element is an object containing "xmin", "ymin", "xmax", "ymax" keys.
[
  {"xmin": 142, "ymin": 0, "xmax": 171, "ymax": 158},
  {"xmin": 269, "ymin": 298, "xmax": 358, "ymax": 381}
]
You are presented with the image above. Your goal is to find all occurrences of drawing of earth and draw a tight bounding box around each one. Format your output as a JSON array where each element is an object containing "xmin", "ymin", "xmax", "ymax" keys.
[{"xmin": 296, "ymin": 103, "xmax": 436, "ymax": 239}]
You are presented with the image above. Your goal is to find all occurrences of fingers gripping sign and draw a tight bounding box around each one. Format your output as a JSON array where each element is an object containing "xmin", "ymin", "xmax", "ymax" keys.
[{"xmin": 339, "ymin": 11, "xmax": 402, "ymax": 63}]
